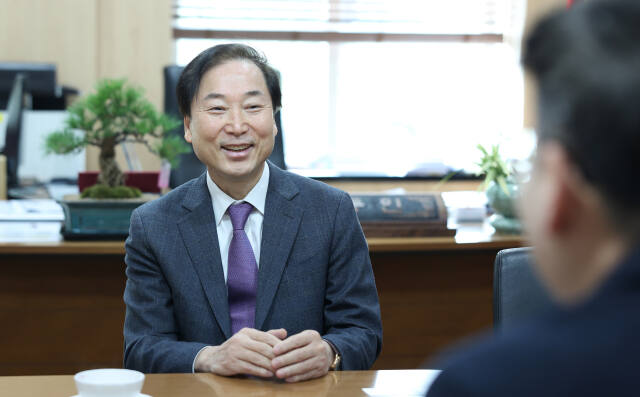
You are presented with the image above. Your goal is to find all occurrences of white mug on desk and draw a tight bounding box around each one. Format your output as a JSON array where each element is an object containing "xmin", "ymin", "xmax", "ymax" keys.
[{"xmin": 0, "ymin": 154, "xmax": 7, "ymax": 200}]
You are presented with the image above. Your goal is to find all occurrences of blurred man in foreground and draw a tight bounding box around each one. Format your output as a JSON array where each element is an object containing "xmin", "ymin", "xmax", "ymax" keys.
[{"xmin": 428, "ymin": 0, "xmax": 640, "ymax": 395}]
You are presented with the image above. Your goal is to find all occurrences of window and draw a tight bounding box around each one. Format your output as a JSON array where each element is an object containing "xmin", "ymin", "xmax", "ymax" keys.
[{"xmin": 174, "ymin": 0, "xmax": 532, "ymax": 177}]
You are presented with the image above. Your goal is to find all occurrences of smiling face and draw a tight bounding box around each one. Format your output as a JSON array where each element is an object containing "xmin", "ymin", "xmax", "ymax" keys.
[{"xmin": 184, "ymin": 60, "xmax": 277, "ymax": 198}]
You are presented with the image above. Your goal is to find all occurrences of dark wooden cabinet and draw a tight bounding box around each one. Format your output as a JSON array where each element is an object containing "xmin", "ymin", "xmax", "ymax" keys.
[{"xmin": 0, "ymin": 226, "xmax": 522, "ymax": 375}]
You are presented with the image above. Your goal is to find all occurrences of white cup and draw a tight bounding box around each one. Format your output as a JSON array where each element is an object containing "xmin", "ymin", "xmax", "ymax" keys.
[{"xmin": 74, "ymin": 368, "xmax": 145, "ymax": 397}]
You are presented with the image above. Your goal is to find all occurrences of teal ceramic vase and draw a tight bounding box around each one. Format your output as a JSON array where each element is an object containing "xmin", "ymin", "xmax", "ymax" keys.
[{"xmin": 485, "ymin": 180, "xmax": 522, "ymax": 234}]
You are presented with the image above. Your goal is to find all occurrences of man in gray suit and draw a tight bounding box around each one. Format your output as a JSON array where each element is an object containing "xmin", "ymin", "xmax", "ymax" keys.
[{"xmin": 123, "ymin": 44, "xmax": 382, "ymax": 382}]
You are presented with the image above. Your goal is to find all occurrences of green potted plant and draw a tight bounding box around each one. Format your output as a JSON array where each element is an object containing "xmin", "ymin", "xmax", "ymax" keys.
[
  {"xmin": 476, "ymin": 144, "xmax": 521, "ymax": 234},
  {"xmin": 45, "ymin": 78, "xmax": 189, "ymax": 238}
]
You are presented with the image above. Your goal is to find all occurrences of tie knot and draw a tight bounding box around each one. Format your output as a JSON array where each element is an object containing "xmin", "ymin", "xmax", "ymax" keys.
[{"xmin": 228, "ymin": 202, "xmax": 253, "ymax": 230}]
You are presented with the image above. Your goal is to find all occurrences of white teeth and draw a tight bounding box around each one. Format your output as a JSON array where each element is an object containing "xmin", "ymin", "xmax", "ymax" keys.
[{"xmin": 224, "ymin": 145, "xmax": 250, "ymax": 151}]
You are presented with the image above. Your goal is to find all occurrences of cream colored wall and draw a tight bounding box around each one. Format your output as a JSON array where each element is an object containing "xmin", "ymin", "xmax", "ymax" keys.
[
  {"xmin": 96, "ymin": 0, "xmax": 174, "ymax": 172},
  {"xmin": 0, "ymin": 0, "xmax": 173, "ymax": 172},
  {"xmin": 0, "ymin": 0, "xmax": 98, "ymax": 101}
]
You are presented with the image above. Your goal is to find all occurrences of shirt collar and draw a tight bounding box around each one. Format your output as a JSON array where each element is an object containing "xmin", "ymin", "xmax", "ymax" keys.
[{"xmin": 206, "ymin": 164, "xmax": 270, "ymax": 226}]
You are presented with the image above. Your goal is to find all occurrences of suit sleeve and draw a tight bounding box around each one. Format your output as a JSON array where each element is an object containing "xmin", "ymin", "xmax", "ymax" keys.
[
  {"xmin": 123, "ymin": 208, "xmax": 207, "ymax": 373},
  {"xmin": 322, "ymin": 192, "xmax": 383, "ymax": 370}
]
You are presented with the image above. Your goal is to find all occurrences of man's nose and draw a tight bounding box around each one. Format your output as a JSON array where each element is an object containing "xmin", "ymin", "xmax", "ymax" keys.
[{"xmin": 224, "ymin": 107, "xmax": 248, "ymax": 135}]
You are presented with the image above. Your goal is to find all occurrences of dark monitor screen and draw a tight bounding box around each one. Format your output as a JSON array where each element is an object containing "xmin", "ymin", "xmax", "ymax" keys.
[
  {"xmin": 1, "ymin": 63, "xmax": 58, "ymax": 189},
  {"xmin": 2, "ymin": 74, "xmax": 26, "ymax": 188},
  {"xmin": 0, "ymin": 62, "xmax": 56, "ymax": 109}
]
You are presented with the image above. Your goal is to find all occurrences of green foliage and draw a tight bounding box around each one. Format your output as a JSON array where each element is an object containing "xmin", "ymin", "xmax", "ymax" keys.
[
  {"xmin": 45, "ymin": 78, "xmax": 187, "ymax": 164},
  {"xmin": 155, "ymin": 134, "xmax": 191, "ymax": 168},
  {"xmin": 44, "ymin": 129, "xmax": 85, "ymax": 155},
  {"xmin": 81, "ymin": 184, "xmax": 142, "ymax": 199},
  {"xmin": 477, "ymin": 144, "xmax": 511, "ymax": 195}
]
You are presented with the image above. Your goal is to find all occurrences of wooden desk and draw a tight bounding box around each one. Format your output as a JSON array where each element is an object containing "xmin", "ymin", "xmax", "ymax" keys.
[
  {"xmin": 0, "ymin": 222, "xmax": 523, "ymax": 375},
  {"xmin": 0, "ymin": 370, "xmax": 441, "ymax": 397},
  {"xmin": 0, "ymin": 221, "xmax": 519, "ymax": 254}
]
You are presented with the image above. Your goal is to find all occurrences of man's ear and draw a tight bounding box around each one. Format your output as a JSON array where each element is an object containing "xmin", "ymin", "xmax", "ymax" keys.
[
  {"xmin": 272, "ymin": 112, "xmax": 278, "ymax": 137},
  {"xmin": 543, "ymin": 143, "xmax": 581, "ymax": 234},
  {"xmin": 184, "ymin": 116, "xmax": 193, "ymax": 143}
]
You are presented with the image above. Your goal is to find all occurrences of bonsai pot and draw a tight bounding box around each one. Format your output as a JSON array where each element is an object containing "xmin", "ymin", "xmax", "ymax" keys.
[
  {"xmin": 78, "ymin": 171, "xmax": 161, "ymax": 193},
  {"xmin": 59, "ymin": 194, "xmax": 157, "ymax": 240}
]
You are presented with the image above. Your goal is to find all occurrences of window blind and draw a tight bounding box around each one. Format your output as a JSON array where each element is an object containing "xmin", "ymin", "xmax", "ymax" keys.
[{"xmin": 174, "ymin": 0, "xmax": 518, "ymax": 41}]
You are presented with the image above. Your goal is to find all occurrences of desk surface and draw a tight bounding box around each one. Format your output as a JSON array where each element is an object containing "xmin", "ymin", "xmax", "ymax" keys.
[
  {"xmin": 0, "ymin": 370, "xmax": 440, "ymax": 397},
  {"xmin": 0, "ymin": 220, "xmax": 523, "ymax": 255}
]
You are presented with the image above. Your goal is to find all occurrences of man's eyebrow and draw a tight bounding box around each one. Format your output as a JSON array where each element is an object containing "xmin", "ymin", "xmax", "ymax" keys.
[
  {"xmin": 202, "ymin": 92, "xmax": 224, "ymax": 101},
  {"xmin": 245, "ymin": 90, "xmax": 265, "ymax": 97},
  {"xmin": 201, "ymin": 90, "xmax": 265, "ymax": 101}
]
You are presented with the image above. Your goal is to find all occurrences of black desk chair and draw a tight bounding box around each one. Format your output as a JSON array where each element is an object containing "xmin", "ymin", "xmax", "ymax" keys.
[
  {"xmin": 163, "ymin": 65, "xmax": 286, "ymax": 188},
  {"xmin": 493, "ymin": 247, "xmax": 554, "ymax": 328}
]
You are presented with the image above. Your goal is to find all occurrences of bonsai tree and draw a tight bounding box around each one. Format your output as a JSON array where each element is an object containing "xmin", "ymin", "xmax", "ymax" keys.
[{"xmin": 45, "ymin": 79, "xmax": 188, "ymax": 198}]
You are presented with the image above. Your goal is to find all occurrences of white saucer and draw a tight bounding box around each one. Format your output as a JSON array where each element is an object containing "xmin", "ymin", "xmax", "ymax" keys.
[{"xmin": 71, "ymin": 394, "xmax": 151, "ymax": 397}]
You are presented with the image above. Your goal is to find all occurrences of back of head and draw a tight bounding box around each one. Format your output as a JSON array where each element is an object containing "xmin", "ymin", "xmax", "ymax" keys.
[{"xmin": 523, "ymin": 0, "xmax": 640, "ymax": 238}]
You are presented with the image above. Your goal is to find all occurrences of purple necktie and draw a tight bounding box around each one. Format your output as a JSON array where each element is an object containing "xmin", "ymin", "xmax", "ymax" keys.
[{"xmin": 227, "ymin": 202, "xmax": 258, "ymax": 334}]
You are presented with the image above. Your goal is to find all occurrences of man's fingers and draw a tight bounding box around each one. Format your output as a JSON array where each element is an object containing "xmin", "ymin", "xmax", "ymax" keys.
[
  {"xmin": 233, "ymin": 347, "xmax": 276, "ymax": 375},
  {"xmin": 206, "ymin": 328, "xmax": 280, "ymax": 377},
  {"xmin": 241, "ymin": 336, "xmax": 277, "ymax": 360},
  {"xmin": 267, "ymin": 328, "xmax": 287, "ymax": 340},
  {"xmin": 273, "ymin": 330, "xmax": 315, "ymax": 356},
  {"xmin": 233, "ymin": 357, "xmax": 274, "ymax": 378},
  {"xmin": 271, "ymin": 343, "xmax": 314, "ymax": 370},
  {"xmin": 232, "ymin": 329, "xmax": 281, "ymax": 360},
  {"xmin": 241, "ymin": 327, "xmax": 285, "ymax": 348},
  {"xmin": 270, "ymin": 330, "xmax": 332, "ymax": 382},
  {"xmin": 274, "ymin": 357, "xmax": 323, "ymax": 382}
]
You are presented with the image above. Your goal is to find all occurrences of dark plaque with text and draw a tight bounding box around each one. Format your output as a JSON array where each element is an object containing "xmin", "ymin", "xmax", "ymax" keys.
[{"xmin": 351, "ymin": 193, "xmax": 455, "ymax": 237}]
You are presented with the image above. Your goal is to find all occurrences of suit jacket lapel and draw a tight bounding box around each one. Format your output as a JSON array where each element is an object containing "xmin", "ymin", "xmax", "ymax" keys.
[
  {"xmin": 255, "ymin": 163, "xmax": 303, "ymax": 330},
  {"xmin": 177, "ymin": 174, "xmax": 232, "ymax": 339}
]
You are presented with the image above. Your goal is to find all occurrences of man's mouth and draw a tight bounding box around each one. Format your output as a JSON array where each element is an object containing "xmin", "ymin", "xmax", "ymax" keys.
[{"xmin": 222, "ymin": 144, "xmax": 253, "ymax": 152}]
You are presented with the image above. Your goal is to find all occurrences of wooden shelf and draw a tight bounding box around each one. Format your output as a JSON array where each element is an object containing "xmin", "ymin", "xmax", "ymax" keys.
[
  {"xmin": 0, "ymin": 240, "xmax": 125, "ymax": 255},
  {"xmin": 0, "ymin": 220, "xmax": 523, "ymax": 255}
]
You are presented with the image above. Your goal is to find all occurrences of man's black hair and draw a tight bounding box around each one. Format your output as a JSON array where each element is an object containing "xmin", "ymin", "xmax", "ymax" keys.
[
  {"xmin": 176, "ymin": 43, "xmax": 282, "ymax": 118},
  {"xmin": 523, "ymin": 0, "xmax": 640, "ymax": 235}
]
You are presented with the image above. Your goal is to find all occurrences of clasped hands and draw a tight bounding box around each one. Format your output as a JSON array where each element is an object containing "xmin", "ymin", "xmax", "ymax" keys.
[{"xmin": 194, "ymin": 328, "xmax": 334, "ymax": 383}]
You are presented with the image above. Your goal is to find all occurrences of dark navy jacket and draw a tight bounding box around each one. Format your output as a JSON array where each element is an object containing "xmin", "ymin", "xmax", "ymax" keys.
[{"xmin": 428, "ymin": 245, "xmax": 640, "ymax": 397}]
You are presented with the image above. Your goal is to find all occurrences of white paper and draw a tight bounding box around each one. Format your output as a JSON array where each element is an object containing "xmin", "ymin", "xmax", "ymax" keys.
[
  {"xmin": 0, "ymin": 199, "xmax": 64, "ymax": 221},
  {"xmin": 362, "ymin": 370, "xmax": 441, "ymax": 396}
]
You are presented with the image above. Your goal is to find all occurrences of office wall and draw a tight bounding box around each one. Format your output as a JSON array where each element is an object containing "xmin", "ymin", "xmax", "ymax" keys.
[
  {"xmin": 1, "ymin": 0, "xmax": 560, "ymax": 173},
  {"xmin": 0, "ymin": 0, "xmax": 173, "ymax": 172},
  {"xmin": 0, "ymin": 0, "xmax": 98, "ymax": 99}
]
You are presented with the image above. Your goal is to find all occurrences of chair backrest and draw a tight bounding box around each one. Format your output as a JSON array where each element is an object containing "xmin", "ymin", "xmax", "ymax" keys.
[
  {"xmin": 163, "ymin": 65, "xmax": 286, "ymax": 188},
  {"xmin": 163, "ymin": 65, "xmax": 205, "ymax": 188},
  {"xmin": 493, "ymin": 247, "xmax": 554, "ymax": 328}
]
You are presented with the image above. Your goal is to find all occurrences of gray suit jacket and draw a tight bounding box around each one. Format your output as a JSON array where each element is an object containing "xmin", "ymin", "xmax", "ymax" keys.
[{"xmin": 123, "ymin": 163, "xmax": 382, "ymax": 373}]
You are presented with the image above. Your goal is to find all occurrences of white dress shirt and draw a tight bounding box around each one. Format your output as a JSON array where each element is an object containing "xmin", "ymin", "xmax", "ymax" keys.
[{"xmin": 206, "ymin": 164, "xmax": 269, "ymax": 282}]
